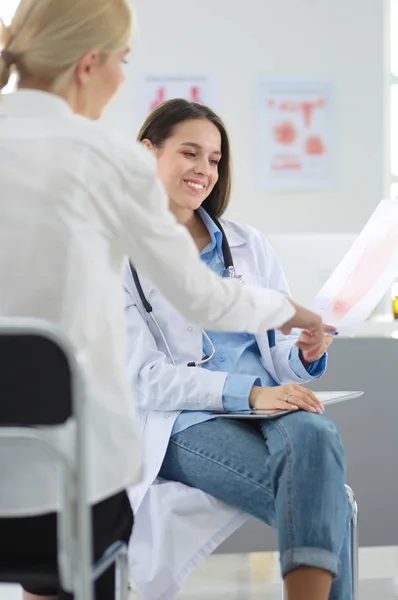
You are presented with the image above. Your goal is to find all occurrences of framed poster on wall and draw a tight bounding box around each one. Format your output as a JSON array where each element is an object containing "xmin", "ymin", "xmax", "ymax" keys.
[
  {"xmin": 257, "ymin": 79, "xmax": 334, "ymax": 191},
  {"xmin": 137, "ymin": 74, "xmax": 217, "ymax": 123}
]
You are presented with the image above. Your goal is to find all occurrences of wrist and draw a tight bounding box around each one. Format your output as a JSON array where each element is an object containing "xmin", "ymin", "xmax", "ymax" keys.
[
  {"xmin": 249, "ymin": 386, "xmax": 262, "ymax": 409},
  {"xmin": 299, "ymin": 350, "xmax": 312, "ymax": 366},
  {"xmin": 299, "ymin": 349, "xmax": 322, "ymax": 366}
]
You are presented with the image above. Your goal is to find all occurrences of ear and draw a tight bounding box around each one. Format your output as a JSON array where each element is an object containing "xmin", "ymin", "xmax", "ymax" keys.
[
  {"xmin": 141, "ymin": 139, "xmax": 156, "ymax": 153},
  {"xmin": 75, "ymin": 50, "xmax": 101, "ymax": 85}
]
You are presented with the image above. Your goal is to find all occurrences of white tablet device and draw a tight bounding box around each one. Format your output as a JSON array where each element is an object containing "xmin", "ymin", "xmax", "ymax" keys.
[{"xmin": 214, "ymin": 391, "xmax": 363, "ymax": 420}]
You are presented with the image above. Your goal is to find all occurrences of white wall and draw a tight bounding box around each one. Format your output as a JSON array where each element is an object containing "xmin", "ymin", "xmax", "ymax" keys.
[{"xmin": 103, "ymin": 0, "xmax": 386, "ymax": 235}]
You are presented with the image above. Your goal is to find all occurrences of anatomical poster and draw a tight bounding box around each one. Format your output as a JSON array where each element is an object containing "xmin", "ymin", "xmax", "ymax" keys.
[
  {"xmin": 257, "ymin": 80, "xmax": 333, "ymax": 190},
  {"xmin": 137, "ymin": 74, "xmax": 217, "ymax": 122}
]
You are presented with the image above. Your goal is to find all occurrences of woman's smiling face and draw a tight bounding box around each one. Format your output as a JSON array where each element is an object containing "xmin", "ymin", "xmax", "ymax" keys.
[{"xmin": 153, "ymin": 118, "xmax": 222, "ymax": 213}]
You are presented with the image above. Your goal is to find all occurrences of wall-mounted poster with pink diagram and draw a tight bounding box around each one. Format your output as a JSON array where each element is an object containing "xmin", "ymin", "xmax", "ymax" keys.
[
  {"xmin": 257, "ymin": 80, "xmax": 333, "ymax": 191},
  {"xmin": 137, "ymin": 74, "xmax": 217, "ymax": 122}
]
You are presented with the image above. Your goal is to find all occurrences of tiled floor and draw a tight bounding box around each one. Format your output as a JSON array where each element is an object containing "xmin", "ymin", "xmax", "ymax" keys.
[
  {"xmin": 2, "ymin": 548, "xmax": 398, "ymax": 599},
  {"xmin": 176, "ymin": 580, "xmax": 398, "ymax": 600},
  {"xmin": 173, "ymin": 549, "xmax": 398, "ymax": 599}
]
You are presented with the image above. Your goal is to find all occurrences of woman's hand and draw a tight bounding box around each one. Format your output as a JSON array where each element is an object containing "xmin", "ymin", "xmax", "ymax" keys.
[
  {"xmin": 280, "ymin": 301, "xmax": 336, "ymax": 348},
  {"xmin": 249, "ymin": 383, "xmax": 324, "ymax": 415},
  {"xmin": 296, "ymin": 331, "xmax": 334, "ymax": 363}
]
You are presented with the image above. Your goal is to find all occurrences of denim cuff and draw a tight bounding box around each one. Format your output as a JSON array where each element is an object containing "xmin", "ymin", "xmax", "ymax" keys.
[{"xmin": 280, "ymin": 546, "xmax": 340, "ymax": 579}]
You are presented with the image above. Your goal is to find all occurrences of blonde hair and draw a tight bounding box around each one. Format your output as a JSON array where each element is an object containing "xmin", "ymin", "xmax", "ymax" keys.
[{"xmin": 0, "ymin": 0, "xmax": 132, "ymax": 92}]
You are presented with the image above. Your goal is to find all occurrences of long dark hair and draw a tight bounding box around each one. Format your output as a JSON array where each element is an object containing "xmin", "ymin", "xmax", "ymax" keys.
[{"xmin": 137, "ymin": 99, "xmax": 232, "ymax": 218}]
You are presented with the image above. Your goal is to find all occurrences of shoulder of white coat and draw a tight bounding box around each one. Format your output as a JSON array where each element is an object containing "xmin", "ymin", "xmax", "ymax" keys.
[
  {"xmin": 65, "ymin": 115, "xmax": 158, "ymax": 183},
  {"xmin": 220, "ymin": 219, "xmax": 286, "ymax": 289},
  {"xmin": 220, "ymin": 219, "xmax": 276, "ymax": 256}
]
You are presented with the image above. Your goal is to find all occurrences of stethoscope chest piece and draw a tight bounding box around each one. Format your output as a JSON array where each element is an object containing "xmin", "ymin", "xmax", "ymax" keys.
[{"xmin": 227, "ymin": 266, "xmax": 244, "ymax": 283}]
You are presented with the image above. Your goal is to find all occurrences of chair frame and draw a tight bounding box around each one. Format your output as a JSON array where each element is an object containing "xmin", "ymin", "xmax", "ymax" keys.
[
  {"xmin": 0, "ymin": 318, "xmax": 129, "ymax": 600},
  {"xmin": 346, "ymin": 484, "xmax": 359, "ymax": 600}
]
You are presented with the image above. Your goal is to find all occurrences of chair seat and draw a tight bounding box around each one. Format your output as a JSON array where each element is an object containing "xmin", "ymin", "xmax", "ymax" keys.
[{"xmin": 0, "ymin": 562, "xmax": 58, "ymax": 586}]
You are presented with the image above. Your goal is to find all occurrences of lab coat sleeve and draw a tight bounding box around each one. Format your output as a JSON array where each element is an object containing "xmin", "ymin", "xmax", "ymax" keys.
[
  {"xmin": 288, "ymin": 346, "xmax": 327, "ymax": 379},
  {"xmin": 259, "ymin": 233, "xmax": 326, "ymax": 384},
  {"xmin": 124, "ymin": 285, "xmax": 230, "ymax": 412},
  {"xmin": 117, "ymin": 145, "xmax": 295, "ymax": 334}
]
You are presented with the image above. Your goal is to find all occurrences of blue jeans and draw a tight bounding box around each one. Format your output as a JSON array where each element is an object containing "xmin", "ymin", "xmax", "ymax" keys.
[{"xmin": 159, "ymin": 411, "xmax": 351, "ymax": 600}]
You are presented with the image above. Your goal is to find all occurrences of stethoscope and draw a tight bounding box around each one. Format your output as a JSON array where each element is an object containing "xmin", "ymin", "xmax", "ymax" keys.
[{"xmin": 129, "ymin": 210, "xmax": 244, "ymax": 368}]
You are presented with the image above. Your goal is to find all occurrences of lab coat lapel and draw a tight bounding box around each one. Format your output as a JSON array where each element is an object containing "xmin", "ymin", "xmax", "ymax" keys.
[
  {"xmin": 223, "ymin": 225, "xmax": 279, "ymax": 383},
  {"xmin": 129, "ymin": 271, "xmax": 203, "ymax": 365}
]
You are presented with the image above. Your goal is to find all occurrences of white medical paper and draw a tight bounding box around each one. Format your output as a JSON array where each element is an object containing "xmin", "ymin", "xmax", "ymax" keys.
[{"xmin": 311, "ymin": 200, "xmax": 398, "ymax": 335}]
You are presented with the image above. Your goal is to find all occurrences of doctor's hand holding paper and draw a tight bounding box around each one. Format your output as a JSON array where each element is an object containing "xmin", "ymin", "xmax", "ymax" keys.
[
  {"xmin": 296, "ymin": 326, "xmax": 335, "ymax": 362},
  {"xmin": 250, "ymin": 324, "xmax": 336, "ymax": 413},
  {"xmin": 280, "ymin": 299, "xmax": 335, "ymax": 341},
  {"xmin": 125, "ymin": 99, "xmax": 350, "ymax": 600}
]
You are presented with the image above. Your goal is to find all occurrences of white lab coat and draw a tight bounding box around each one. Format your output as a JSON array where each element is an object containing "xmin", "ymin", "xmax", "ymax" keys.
[{"xmin": 124, "ymin": 220, "xmax": 324, "ymax": 600}]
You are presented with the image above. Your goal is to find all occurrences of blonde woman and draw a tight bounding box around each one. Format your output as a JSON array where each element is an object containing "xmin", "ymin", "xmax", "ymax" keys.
[{"xmin": 0, "ymin": 1, "xmax": 331, "ymax": 599}]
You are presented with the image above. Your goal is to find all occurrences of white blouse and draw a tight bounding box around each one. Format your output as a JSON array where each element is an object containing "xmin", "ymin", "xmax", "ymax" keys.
[{"xmin": 0, "ymin": 90, "xmax": 294, "ymax": 515}]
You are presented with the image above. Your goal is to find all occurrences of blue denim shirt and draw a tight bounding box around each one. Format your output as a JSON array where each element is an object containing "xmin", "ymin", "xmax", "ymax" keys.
[{"xmin": 172, "ymin": 210, "xmax": 325, "ymax": 435}]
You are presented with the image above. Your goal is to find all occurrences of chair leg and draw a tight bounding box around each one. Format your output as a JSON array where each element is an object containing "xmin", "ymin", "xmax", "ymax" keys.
[
  {"xmin": 115, "ymin": 544, "xmax": 129, "ymax": 600},
  {"xmin": 280, "ymin": 486, "xmax": 358, "ymax": 600},
  {"xmin": 58, "ymin": 493, "xmax": 94, "ymax": 600},
  {"xmin": 345, "ymin": 484, "xmax": 359, "ymax": 600},
  {"xmin": 75, "ymin": 498, "xmax": 95, "ymax": 600}
]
